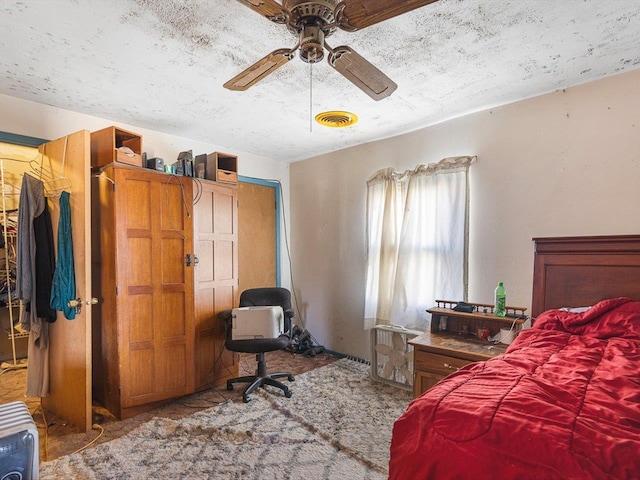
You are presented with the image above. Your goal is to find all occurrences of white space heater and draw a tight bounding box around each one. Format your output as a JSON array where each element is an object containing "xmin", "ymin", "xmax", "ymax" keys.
[
  {"xmin": 370, "ymin": 325, "xmax": 422, "ymax": 391},
  {"xmin": 0, "ymin": 401, "xmax": 39, "ymax": 480},
  {"xmin": 231, "ymin": 306, "xmax": 284, "ymax": 340}
]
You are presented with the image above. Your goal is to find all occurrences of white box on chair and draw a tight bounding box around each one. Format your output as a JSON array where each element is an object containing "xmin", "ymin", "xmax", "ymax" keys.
[{"xmin": 231, "ymin": 306, "xmax": 284, "ymax": 340}]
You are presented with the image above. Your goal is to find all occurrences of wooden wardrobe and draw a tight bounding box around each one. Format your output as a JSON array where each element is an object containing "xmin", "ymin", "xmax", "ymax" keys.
[
  {"xmin": 19, "ymin": 129, "xmax": 239, "ymax": 430},
  {"xmin": 92, "ymin": 165, "xmax": 239, "ymax": 419}
]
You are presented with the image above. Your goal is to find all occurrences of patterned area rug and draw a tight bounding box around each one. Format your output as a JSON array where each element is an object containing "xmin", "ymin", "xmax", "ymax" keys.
[{"xmin": 40, "ymin": 359, "xmax": 412, "ymax": 479}]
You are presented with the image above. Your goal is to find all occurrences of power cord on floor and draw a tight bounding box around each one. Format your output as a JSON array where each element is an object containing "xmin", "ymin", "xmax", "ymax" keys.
[
  {"xmin": 69, "ymin": 423, "xmax": 104, "ymax": 455},
  {"xmin": 34, "ymin": 399, "xmax": 49, "ymax": 462},
  {"xmin": 258, "ymin": 177, "xmax": 326, "ymax": 354},
  {"xmin": 33, "ymin": 398, "xmax": 105, "ymax": 460}
]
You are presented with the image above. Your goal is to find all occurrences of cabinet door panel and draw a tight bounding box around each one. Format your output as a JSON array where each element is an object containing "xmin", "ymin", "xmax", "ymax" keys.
[
  {"xmin": 162, "ymin": 343, "xmax": 188, "ymax": 391},
  {"xmin": 124, "ymin": 179, "xmax": 152, "ymax": 229},
  {"xmin": 193, "ymin": 183, "xmax": 238, "ymax": 391},
  {"xmin": 128, "ymin": 294, "xmax": 154, "ymax": 342},
  {"xmin": 197, "ymin": 240, "xmax": 215, "ymax": 281},
  {"xmin": 115, "ymin": 168, "xmax": 194, "ymax": 409},
  {"xmin": 161, "ymin": 237, "xmax": 186, "ymax": 283},
  {"xmin": 215, "ymin": 240, "xmax": 235, "ymax": 280},
  {"xmin": 127, "ymin": 237, "xmax": 153, "ymax": 285},
  {"xmin": 162, "ymin": 292, "xmax": 187, "ymax": 337},
  {"xmin": 129, "ymin": 348, "xmax": 155, "ymax": 398},
  {"xmin": 214, "ymin": 193, "xmax": 234, "ymax": 234},
  {"xmin": 214, "ymin": 284, "xmax": 238, "ymax": 371}
]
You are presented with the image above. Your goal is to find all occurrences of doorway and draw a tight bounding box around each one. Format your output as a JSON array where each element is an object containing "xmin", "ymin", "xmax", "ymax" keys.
[
  {"xmin": 0, "ymin": 140, "xmax": 37, "ymax": 366},
  {"xmin": 237, "ymin": 178, "xmax": 280, "ymax": 293}
]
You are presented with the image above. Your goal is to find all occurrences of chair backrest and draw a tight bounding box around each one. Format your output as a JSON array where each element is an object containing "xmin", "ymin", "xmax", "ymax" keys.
[{"xmin": 239, "ymin": 287, "xmax": 292, "ymax": 310}]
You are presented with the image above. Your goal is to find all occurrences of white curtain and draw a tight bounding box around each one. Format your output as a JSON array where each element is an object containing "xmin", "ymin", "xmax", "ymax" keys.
[{"xmin": 364, "ymin": 157, "xmax": 474, "ymax": 331}]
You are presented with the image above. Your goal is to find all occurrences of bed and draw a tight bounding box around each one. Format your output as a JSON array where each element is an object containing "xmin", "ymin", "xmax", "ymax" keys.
[{"xmin": 389, "ymin": 235, "xmax": 640, "ymax": 480}]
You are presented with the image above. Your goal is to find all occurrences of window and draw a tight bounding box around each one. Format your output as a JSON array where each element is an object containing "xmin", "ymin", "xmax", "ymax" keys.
[{"xmin": 364, "ymin": 157, "xmax": 474, "ymax": 331}]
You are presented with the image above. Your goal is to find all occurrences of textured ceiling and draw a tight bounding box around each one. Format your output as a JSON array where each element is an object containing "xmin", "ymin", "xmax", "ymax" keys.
[{"xmin": 1, "ymin": 0, "xmax": 639, "ymax": 162}]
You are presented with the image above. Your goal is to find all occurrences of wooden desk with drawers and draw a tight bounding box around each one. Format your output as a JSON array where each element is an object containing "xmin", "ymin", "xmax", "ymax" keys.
[{"xmin": 410, "ymin": 301, "xmax": 527, "ymax": 398}]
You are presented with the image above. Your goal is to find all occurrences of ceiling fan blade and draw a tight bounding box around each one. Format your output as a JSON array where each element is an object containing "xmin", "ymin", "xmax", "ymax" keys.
[
  {"xmin": 337, "ymin": 0, "xmax": 439, "ymax": 31},
  {"xmin": 224, "ymin": 48, "xmax": 296, "ymax": 91},
  {"xmin": 327, "ymin": 46, "xmax": 397, "ymax": 101},
  {"xmin": 235, "ymin": 0, "xmax": 288, "ymax": 23}
]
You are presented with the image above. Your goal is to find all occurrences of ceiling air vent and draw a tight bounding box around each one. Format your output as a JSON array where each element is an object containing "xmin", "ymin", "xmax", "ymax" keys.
[{"xmin": 315, "ymin": 110, "xmax": 358, "ymax": 128}]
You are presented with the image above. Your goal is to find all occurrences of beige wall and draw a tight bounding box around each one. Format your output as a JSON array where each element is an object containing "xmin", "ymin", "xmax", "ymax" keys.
[
  {"xmin": 0, "ymin": 93, "xmax": 292, "ymax": 292},
  {"xmin": 3, "ymin": 66, "xmax": 640, "ymax": 361},
  {"xmin": 290, "ymin": 69, "xmax": 640, "ymax": 359}
]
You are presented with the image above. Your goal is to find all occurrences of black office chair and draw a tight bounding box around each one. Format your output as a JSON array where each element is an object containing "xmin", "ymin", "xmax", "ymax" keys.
[{"xmin": 225, "ymin": 287, "xmax": 295, "ymax": 403}]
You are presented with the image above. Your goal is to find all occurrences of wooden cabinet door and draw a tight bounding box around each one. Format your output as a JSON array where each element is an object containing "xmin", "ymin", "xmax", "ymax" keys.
[
  {"xmin": 41, "ymin": 130, "xmax": 93, "ymax": 432},
  {"xmin": 114, "ymin": 168, "xmax": 195, "ymax": 407},
  {"xmin": 413, "ymin": 370, "xmax": 444, "ymax": 397},
  {"xmin": 193, "ymin": 181, "xmax": 238, "ymax": 390}
]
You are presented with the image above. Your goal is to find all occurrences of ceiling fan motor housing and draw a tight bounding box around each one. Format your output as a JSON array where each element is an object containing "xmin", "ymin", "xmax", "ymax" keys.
[
  {"xmin": 285, "ymin": 0, "xmax": 338, "ymax": 33},
  {"xmin": 285, "ymin": 0, "xmax": 339, "ymax": 63}
]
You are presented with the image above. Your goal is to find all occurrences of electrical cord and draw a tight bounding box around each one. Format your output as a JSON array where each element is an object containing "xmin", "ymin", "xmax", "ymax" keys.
[
  {"xmin": 31, "ymin": 398, "xmax": 106, "ymax": 460},
  {"xmin": 34, "ymin": 399, "xmax": 49, "ymax": 462},
  {"xmin": 164, "ymin": 173, "xmax": 191, "ymax": 220},
  {"xmin": 70, "ymin": 423, "xmax": 105, "ymax": 455},
  {"xmin": 490, "ymin": 316, "xmax": 520, "ymax": 344},
  {"xmin": 251, "ymin": 177, "xmax": 325, "ymax": 351},
  {"xmin": 192, "ymin": 176, "xmax": 203, "ymax": 205}
]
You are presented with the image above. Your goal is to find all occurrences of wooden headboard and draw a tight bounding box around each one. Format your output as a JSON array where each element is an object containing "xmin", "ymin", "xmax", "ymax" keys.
[{"xmin": 532, "ymin": 235, "xmax": 640, "ymax": 317}]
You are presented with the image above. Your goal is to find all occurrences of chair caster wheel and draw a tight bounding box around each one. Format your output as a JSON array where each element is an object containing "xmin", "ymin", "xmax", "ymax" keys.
[
  {"xmin": 288, "ymin": 375, "xmax": 295, "ymax": 382},
  {"xmin": 243, "ymin": 395, "xmax": 251, "ymax": 403},
  {"xmin": 284, "ymin": 389, "xmax": 292, "ymax": 398}
]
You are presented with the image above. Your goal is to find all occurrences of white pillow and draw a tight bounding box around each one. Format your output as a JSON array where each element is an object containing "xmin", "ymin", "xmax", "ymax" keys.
[{"xmin": 560, "ymin": 306, "xmax": 592, "ymax": 313}]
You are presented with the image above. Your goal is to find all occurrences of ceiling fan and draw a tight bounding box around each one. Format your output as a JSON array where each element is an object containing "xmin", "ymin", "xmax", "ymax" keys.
[{"xmin": 224, "ymin": 0, "xmax": 439, "ymax": 101}]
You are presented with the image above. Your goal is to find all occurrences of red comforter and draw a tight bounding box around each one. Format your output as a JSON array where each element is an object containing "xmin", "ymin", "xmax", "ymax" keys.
[{"xmin": 389, "ymin": 298, "xmax": 640, "ymax": 479}]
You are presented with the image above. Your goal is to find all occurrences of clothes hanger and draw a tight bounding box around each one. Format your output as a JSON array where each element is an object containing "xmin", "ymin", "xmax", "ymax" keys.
[{"xmin": 29, "ymin": 136, "xmax": 72, "ymax": 198}]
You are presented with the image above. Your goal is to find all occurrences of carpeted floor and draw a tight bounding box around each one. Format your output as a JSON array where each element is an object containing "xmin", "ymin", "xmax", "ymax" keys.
[
  {"xmin": 38, "ymin": 358, "xmax": 413, "ymax": 479},
  {"xmin": 0, "ymin": 350, "xmax": 337, "ymax": 462}
]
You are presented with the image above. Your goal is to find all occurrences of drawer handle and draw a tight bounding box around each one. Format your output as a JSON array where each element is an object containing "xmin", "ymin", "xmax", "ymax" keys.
[{"xmin": 443, "ymin": 363, "xmax": 458, "ymax": 370}]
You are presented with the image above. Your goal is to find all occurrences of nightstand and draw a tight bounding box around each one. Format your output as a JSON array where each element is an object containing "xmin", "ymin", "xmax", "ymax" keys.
[
  {"xmin": 410, "ymin": 300, "xmax": 527, "ymax": 398},
  {"xmin": 410, "ymin": 331, "xmax": 506, "ymax": 397}
]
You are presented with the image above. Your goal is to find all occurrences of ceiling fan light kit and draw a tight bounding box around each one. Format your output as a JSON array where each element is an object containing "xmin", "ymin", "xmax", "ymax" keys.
[{"xmin": 226, "ymin": 0, "xmax": 440, "ymax": 100}]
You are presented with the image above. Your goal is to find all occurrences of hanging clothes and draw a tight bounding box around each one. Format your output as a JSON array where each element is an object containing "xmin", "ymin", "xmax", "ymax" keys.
[
  {"xmin": 50, "ymin": 191, "xmax": 76, "ymax": 320},
  {"xmin": 15, "ymin": 173, "xmax": 54, "ymax": 398},
  {"xmin": 34, "ymin": 203, "xmax": 56, "ymax": 323}
]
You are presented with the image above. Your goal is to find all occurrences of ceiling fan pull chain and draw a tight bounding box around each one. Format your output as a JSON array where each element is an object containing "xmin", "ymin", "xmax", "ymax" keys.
[{"xmin": 309, "ymin": 59, "xmax": 313, "ymax": 132}]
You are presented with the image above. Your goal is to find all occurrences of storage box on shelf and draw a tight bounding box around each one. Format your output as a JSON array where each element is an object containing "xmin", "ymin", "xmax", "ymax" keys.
[
  {"xmin": 91, "ymin": 126, "xmax": 143, "ymax": 168},
  {"xmin": 193, "ymin": 152, "xmax": 238, "ymax": 185},
  {"xmin": 215, "ymin": 152, "xmax": 237, "ymax": 184}
]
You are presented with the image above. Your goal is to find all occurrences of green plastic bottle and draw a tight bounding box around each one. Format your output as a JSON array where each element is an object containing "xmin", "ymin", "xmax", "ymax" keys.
[{"xmin": 494, "ymin": 282, "xmax": 506, "ymax": 317}]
